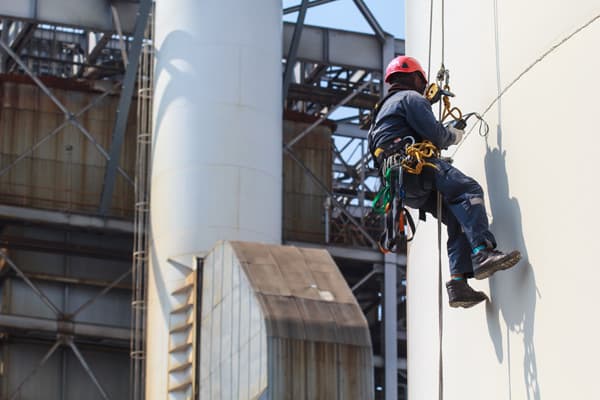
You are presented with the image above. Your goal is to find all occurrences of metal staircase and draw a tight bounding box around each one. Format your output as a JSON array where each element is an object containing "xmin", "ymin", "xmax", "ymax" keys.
[{"xmin": 167, "ymin": 272, "xmax": 197, "ymax": 399}]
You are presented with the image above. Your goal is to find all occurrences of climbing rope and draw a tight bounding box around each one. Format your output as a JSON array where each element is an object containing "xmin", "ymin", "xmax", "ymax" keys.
[
  {"xmin": 428, "ymin": 1, "xmax": 446, "ymax": 398},
  {"xmin": 450, "ymin": 12, "xmax": 600, "ymax": 158},
  {"xmin": 402, "ymin": 141, "xmax": 440, "ymax": 174}
]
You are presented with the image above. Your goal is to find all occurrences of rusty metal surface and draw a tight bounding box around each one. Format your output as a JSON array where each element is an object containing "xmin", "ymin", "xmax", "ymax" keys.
[
  {"xmin": 198, "ymin": 241, "xmax": 374, "ymax": 399},
  {"xmin": 268, "ymin": 337, "xmax": 374, "ymax": 400},
  {"xmin": 283, "ymin": 117, "xmax": 332, "ymax": 244},
  {"xmin": 198, "ymin": 241, "xmax": 373, "ymax": 399},
  {"xmin": 230, "ymin": 241, "xmax": 371, "ymax": 348},
  {"xmin": 0, "ymin": 76, "xmax": 136, "ymax": 217}
]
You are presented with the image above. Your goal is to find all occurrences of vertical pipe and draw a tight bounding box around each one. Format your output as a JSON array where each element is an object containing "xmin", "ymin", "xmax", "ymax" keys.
[
  {"xmin": 0, "ymin": 21, "xmax": 8, "ymax": 73},
  {"xmin": 148, "ymin": 1, "xmax": 282, "ymax": 399},
  {"xmin": 384, "ymin": 253, "xmax": 398, "ymax": 400}
]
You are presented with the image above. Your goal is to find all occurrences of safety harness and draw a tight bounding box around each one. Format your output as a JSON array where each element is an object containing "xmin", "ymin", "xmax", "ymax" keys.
[{"xmin": 370, "ymin": 88, "xmax": 445, "ymax": 254}]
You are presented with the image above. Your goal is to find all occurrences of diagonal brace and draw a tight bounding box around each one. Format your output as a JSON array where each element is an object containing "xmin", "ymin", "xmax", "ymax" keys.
[
  {"xmin": 0, "ymin": 82, "xmax": 121, "ymax": 179},
  {"xmin": 0, "ymin": 250, "xmax": 62, "ymax": 317},
  {"xmin": 352, "ymin": 0, "xmax": 386, "ymax": 43},
  {"xmin": 284, "ymin": 148, "xmax": 377, "ymax": 247},
  {"xmin": 283, "ymin": 0, "xmax": 309, "ymax": 100},
  {"xmin": 68, "ymin": 268, "xmax": 132, "ymax": 318},
  {"xmin": 0, "ymin": 82, "xmax": 121, "ymax": 176},
  {"xmin": 68, "ymin": 338, "xmax": 111, "ymax": 400},
  {"xmin": 8, "ymin": 340, "xmax": 62, "ymax": 400},
  {"xmin": 99, "ymin": 0, "xmax": 153, "ymax": 215},
  {"xmin": 284, "ymin": 80, "xmax": 370, "ymax": 151},
  {"xmin": 0, "ymin": 38, "xmax": 133, "ymax": 185}
]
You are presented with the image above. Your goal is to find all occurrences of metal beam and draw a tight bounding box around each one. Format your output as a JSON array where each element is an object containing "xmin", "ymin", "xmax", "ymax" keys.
[
  {"xmin": 283, "ymin": 0, "xmax": 338, "ymax": 14},
  {"xmin": 68, "ymin": 339, "xmax": 111, "ymax": 400},
  {"xmin": 8, "ymin": 340, "xmax": 62, "ymax": 400},
  {"xmin": 5, "ymin": 21, "xmax": 36, "ymax": 72},
  {"xmin": 0, "ymin": 235, "xmax": 131, "ymax": 261},
  {"xmin": 0, "ymin": 1, "xmax": 139, "ymax": 34},
  {"xmin": 0, "ymin": 204, "xmax": 134, "ymax": 233},
  {"xmin": 0, "ymin": 8, "xmax": 405, "ymax": 71},
  {"xmin": 68, "ymin": 269, "xmax": 132, "ymax": 318},
  {"xmin": 0, "ymin": 250, "xmax": 63, "ymax": 317},
  {"xmin": 76, "ymin": 32, "xmax": 112, "ymax": 78},
  {"xmin": 283, "ymin": 22, "xmax": 405, "ymax": 71},
  {"xmin": 111, "ymin": 5, "xmax": 129, "ymax": 67},
  {"xmin": 0, "ymin": 82, "xmax": 120, "ymax": 180},
  {"xmin": 334, "ymin": 123, "xmax": 368, "ymax": 139},
  {"xmin": 0, "ymin": 314, "xmax": 131, "ymax": 341},
  {"xmin": 288, "ymin": 82, "xmax": 378, "ymax": 109},
  {"xmin": 0, "ymin": 20, "xmax": 8, "ymax": 72},
  {"xmin": 283, "ymin": 0, "xmax": 309, "ymax": 100},
  {"xmin": 284, "ymin": 148, "xmax": 379, "ymax": 247},
  {"xmin": 285, "ymin": 241, "xmax": 406, "ymax": 265},
  {"xmin": 99, "ymin": 0, "xmax": 152, "ymax": 215},
  {"xmin": 0, "ymin": 39, "xmax": 134, "ymax": 185},
  {"xmin": 351, "ymin": 0, "xmax": 386, "ymax": 43},
  {"xmin": 86, "ymin": 32, "xmax": 111, "ymax": 64},
  {"xmin": 285, "ymin": 80, "xmax": 370, "ymax": 150},
  {"xmin": 373, "ymin": 355, "xmax": 407, "ymax": 370},
  {"xmin": 382, "ymin": 36, "xmax": 396, "ymax": 96},
  {"xmin": 351, "ymin": 267, "xmax": 379, "ymax": 292}
]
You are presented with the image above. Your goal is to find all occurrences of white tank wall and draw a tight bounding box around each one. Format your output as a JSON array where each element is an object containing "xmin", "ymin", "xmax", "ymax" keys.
[
  {"xmin": 406, "ymin": 1, "xmax": 600, "ymax": 399},
  {"xmin": 147, "ymin": 1, "xmax": 282, "ymax": 398}
]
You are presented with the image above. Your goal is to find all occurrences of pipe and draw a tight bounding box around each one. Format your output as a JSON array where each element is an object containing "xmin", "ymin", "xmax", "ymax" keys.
[{"xmin": 0, "ymin": 314, "xmax": 130, "ymax": 341}]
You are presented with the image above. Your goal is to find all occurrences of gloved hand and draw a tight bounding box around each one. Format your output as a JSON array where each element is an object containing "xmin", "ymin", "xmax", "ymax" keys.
[{"xmin": 449, "ymin": 126, "xmax": 464, "ymax": 145}]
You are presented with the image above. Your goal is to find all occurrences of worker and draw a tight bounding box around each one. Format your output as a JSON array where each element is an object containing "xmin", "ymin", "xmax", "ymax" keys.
[{"xmin": 368, "ymin": 55, "xmax": 521, "ymax": 308}]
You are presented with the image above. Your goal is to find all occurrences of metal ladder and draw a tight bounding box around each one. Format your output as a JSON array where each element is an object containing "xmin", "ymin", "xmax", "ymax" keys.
[{"xmin": 167, "ymin": 272, "xmax": 198, "ymax": 399}]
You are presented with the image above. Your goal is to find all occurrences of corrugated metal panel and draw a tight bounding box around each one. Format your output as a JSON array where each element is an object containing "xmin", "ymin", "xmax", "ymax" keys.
[
  {"xmin": 198, "ymin": 242, "xmax": 268, "ymax": 400},
  {"xmin": 198, "ymin": 241, "xmax": 374, "ymax": 399},
  {"xmin": 2, "ymin": 342, "xmax": 129, "ymax": 400},
  {"xmin": 283, "ymin": 117, "xmax": 332, "ymax": 244},
  {"xmin": 0, "ymin": 76, "xmax": 136, "ymax": 217},
  {"xmin": 64, "ymin": 346, "xmax": 129, "ymax": 400},
  {"xmin": 1, "ymin": 225, "xmax": 132, "ymax": 326},
  {"xmin": 3, "ymin": 342, "xmax": 62, "ymax": 400}
]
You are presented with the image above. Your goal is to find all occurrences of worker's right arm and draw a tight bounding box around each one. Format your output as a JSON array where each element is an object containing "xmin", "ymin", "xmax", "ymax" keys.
[{"xmin": 404, "ymin": 92, "xmax": 457, "ymax": 149}]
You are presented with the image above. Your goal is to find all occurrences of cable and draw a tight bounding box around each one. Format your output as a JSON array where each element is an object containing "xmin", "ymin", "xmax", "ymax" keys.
[
  {"xmin": 451, "ymin": 12, "xmax": 600, "ymax": 157},
  {"xmin": 427, "ymin": 0, "xmax": 434, "ymax": 81}
]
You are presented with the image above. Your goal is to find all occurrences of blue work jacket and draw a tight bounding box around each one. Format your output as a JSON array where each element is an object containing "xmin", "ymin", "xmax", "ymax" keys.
[{"xmin": 368, "ymin": 89, "xmax": 455, "ymax": 155}]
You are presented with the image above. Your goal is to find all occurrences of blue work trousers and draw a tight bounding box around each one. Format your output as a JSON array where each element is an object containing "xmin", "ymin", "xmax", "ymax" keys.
[{"xmin": 404, "ymin": 159, "xmax": 496, "ymax": 277}]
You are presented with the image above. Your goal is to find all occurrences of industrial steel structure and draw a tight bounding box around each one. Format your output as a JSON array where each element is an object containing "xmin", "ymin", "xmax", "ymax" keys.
[{"xmin": 0, "ymin": 1, "xmax": 406, "ymax": 399}]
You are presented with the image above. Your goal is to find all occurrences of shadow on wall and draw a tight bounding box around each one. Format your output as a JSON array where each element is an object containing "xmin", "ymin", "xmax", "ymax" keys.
[
  {"xmin": 153, "ymin": 30, "xmax": 205, "ymax": 162},
  {"xmin": 484, "ymin": 126, "xmax": 541, "ymax": 400}
]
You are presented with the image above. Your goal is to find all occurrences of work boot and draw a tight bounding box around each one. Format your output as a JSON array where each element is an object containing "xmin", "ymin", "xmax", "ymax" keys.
[
  {"xmin": 446, "ymin": 279, "xmax": 488, "ymax": 308},
  {"xmin": 472, "ymin": 248, "xmax": 522, "ymax": 280}
]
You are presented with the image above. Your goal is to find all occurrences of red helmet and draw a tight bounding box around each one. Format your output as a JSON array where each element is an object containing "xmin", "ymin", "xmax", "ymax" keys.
[{"xmin": 384, "ymin": 56, "xmax": 427, "ymax": 83}]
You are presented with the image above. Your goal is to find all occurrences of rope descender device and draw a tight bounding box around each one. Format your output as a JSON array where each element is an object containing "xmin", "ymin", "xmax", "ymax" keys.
[{"xmin": 425, "ymin": 65, "xmax": 463, "ymax": 123}]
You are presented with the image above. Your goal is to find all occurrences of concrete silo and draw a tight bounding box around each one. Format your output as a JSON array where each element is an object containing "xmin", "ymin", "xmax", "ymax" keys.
[{"xmin": 405, "ymin": 1, "xmax": 600, "ymax": 398}]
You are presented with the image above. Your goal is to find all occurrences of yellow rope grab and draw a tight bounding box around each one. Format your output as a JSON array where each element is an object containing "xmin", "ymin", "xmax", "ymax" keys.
[
  {"xmin": 401, "ymin": 140, "xmax": 440, "ymax": 174},
  {"xmin": 441, "ymin": 87, "xmax": 463, "ymax": 122}
]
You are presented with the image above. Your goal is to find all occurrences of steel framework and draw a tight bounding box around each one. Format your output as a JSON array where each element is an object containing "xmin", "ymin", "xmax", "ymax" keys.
[{"xmin": 0, "ymin": 1, "xmax": 407, "ymax": 399}]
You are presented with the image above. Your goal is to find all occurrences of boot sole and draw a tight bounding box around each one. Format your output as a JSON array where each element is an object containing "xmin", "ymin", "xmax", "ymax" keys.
[
  {"xmin": 474, "ymin": 251, "xmax": 522, "ymax": 280},
  {"xmin": 449, "ymin": 298, "xmax": 487, "ymax": 308}
]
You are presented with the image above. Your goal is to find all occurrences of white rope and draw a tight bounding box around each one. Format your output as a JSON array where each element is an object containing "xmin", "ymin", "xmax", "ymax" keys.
[{"xmin": 451, "ymin": 12, "xmax": 600, "ymax": 158}]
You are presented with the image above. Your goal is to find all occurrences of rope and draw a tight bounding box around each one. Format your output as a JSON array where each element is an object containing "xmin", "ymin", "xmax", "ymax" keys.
[
  {"xmin": 435, "ymin": 2, "xmax": 446, "ymax": 399},
  {"xmin": 451, "ymin": 12, "xmax": 600, "ymax": 157},
  {"xmin": 436, "ymin": 191, "xmax": 444, "ymax": 400},
  {"xmin": 427, "ymin": 0, "xmax": 434, "ymax": 81},
  {"xmin": 402, "ymin": 141, "xmax": 440, "ymax": 174}
]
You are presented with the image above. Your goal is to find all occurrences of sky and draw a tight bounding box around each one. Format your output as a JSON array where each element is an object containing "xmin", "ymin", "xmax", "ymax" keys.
[{"xmin": 282, "ymin": 0, "xmax": 405, "ymax": 39}]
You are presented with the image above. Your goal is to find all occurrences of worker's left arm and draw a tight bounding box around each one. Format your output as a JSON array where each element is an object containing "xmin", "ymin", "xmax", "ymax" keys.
[{"xmin": 404, "ymin": 93, "xmax": 456, "ymax": 149}]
